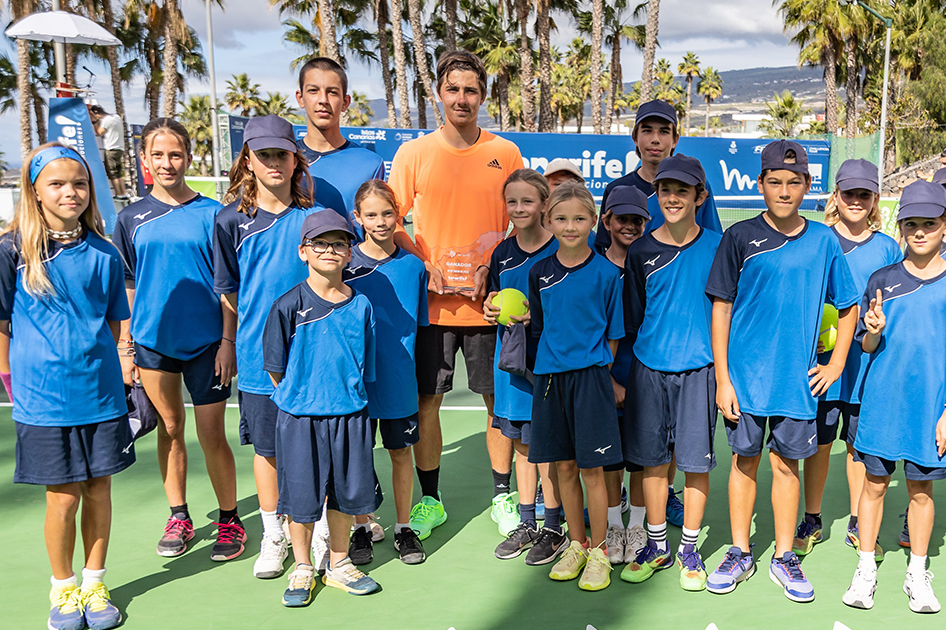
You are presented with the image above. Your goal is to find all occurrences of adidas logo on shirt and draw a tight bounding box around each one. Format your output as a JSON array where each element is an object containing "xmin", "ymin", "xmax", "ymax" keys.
[{"xmin": 487, "ymin": 159, "xmax": 502, "ymax": 169}]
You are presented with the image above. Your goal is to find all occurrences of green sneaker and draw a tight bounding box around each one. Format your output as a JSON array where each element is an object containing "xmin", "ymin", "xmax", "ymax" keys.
[
  {"xmin": 621, "ymin": 539, "xmax": 672, "ymax": 583},
  {"xmin": 791, "ymin": 514, "xmax": 823, "ymax": 556},
  {"xmin": 491, "ymin": 492, "xmax": 520, "ymax": 537},
  {"xmin": 409, "ymin": 494, "xmax": 447, "ymax": 541},
  {"xmin": 676, "ymin": 544, "xmax": 708, "ymax": 591}
]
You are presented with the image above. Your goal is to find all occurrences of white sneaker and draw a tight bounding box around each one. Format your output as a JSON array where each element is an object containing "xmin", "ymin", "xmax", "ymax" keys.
[
  {"xmin": 253, "ymin": 534, "xmax": 289, "ymax": 579},
  {"xmin": 606, "ymin": 525, "xmax": 626, "ymax": 564},
  {"xmin": 367, "ymin": 513, "xmax": 385, "ymax": 542},
  {"xmin": 311, "ymin": 532, "xmax": 330, "ymax": 575},
  {"xmin": 624, "ymin": 525, "xmax": 648, "ymax": 563},
  {"xmin": 842, "ymin": 565, "xmax": 877, "ymax": 609},
  {"xmin": 904, "ymin": 570, "xmax": 941, "ymax": 613}
]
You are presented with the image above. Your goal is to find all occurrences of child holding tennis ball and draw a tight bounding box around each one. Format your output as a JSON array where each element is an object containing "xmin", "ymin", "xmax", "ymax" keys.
[
  {"xmin": 842, "ymin": 179, "xmax": 946, "ymax": 613},
  {"xmin": 793, "ymin": 159, "xmax": 902, "ymax": 560},
  {"xmin": 483, "ymin": 169, "xmax": 566, "ymax": 565}
]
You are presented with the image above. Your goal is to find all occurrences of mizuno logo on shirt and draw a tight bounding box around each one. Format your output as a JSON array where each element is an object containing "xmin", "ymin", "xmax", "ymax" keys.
[
  {"xmin": 500, "ymin": 257, "xmax": 513, "ymax": 266},
  {"xmin": 298, "ymin": 307, "xmax": 313, "ymax": 317},
  {"xmin": 644, "ymin": 256, "xmax": 660, "ymax": 266},
  {"xmin": 134, "ymin": 211, "xmax": 152, "ymax": 220},
  {"xmin": 487, "ymin": 159, "xmax": 502, "ymax": 169},
  {"xmin": 808, "ymin": 434, "xmax": 816, "ymax": 445},
  {"xmin": 595, "ymin": 445, "xmax": 612, "ymax": 455},
  {"xmin": 884, "ymin": 283, "xmax": 901, "ymax": 293},
  {"xmin": 750, "ymin": 238, "xmax": 767, "ymax": 247},
  {"xmin": 404, "ymin": 425, "xmax": 417, "ymax": 435},
  {"xmin": 541, "ymin": 275, "xmax": 555, "ymax": 283},
  {"xmin": 238, "ymin": 220, "xmax": 255, "ymax": 231},
  {"xmin": 212, "ymin": 383, "xmax": 225, "ymax": 390}
]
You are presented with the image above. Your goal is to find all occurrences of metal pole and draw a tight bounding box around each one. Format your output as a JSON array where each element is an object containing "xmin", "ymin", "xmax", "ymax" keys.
[
  {"xmin": 51, "ymin": 0, "xmax": 66, "ymax": 84},
  {"xmin": 206, "ymin": 0, "xmax": 221, "ymax": 179},
  {"xmin": 878, "ymin": 23, "xmax": 891, "ymax": 192}
]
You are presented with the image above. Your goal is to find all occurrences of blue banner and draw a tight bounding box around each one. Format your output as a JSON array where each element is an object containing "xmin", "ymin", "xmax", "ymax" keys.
[{"xmin": 47, "ymin": 98, "xmax": 119, "ymax": 233}]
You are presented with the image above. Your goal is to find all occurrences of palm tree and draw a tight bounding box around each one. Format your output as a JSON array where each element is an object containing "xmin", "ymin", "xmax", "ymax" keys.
[
  {"xmin": 349, "ymin": 91, "xmax": 375, "ymax": 126},
  {"xmin": 374, "ymin": 0, "xmax": 397, "ymax": 127},
  {"xmin": 256, "ymin": 92, "xmax": 296, "ymax": 117},
  {"xmin": 639, "ymin": 0, "xmax": 660, "ymax": 102},
  {"xmin": 11, "ymin": 0, "xmax": 35, "ymax": 158},
  {"xmin": 604, "ymin": 1, "xmax": 645, "ymax": 134},
  {"xmin": 678, "ymin": 51, "xmax": 700, "ymax": 135},
  {"xmin": 654, "ymin": 58, "xmax": 684, "ymax": 112},
  {"xmin": 0, "ymin": 48, "xmax": 50, "ymax": 148},
  {"xmin": 760, "ymin": 89, "xmax": 810, "ymax": 138},
  {"xmin": 589, "ymin": 0, "xmax": 604, "ymax": 134},
  {"xmin": 225, "ymin": 73, "xmax": 261, "ymax": 117},
  {"xmin": 461, "ymin": 2, "xmax": 518, "ymax": 131},
  {"xmin": 178, "ymin": 95, "xmax": 212, "ymax": 175},
  {"xmin": 697, "ymin": 66, "xmax": 722, "ymax": 137},
  {"xmin": 407, "ymin": 0, "xmax": 443, "ymax": 126},
  {"xmin": 536, "ymin": 0, "xmax": 553, "ymax": 131},
  {"xmin": 319, "ymin": 0, "xmax": 341, "ymax": 60},
  {"xmin": 161, "ymin": 0, "xmax": 186, "ymax": 117},
  {"xmin": 514, "ymin": 0, "xmax": 535, "ymax": 131},
  {"xmin": 389, "ymin": 0, "xmax": 411, "ymax": 127},
  {"xmin": 443, "ymin": 0, "xmax": 458, "ymax": 53},
  {"xmin": 120, "ymin": 1, "xmax": 163, "ymax": 121}
]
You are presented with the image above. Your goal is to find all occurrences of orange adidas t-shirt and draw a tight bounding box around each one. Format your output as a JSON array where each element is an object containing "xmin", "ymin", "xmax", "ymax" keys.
[{"xmin": 389, "ymin": 128, "xmax": 524, "ymax": 326}]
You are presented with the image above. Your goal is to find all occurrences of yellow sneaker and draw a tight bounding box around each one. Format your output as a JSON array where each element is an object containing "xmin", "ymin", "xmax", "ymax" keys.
[
  {"xmin": 81, "ymin": 581, "xmax": 122, "ymax": 629},
  {"xmin": 48, "ymin": 583, "xmax": 84, "ymax": 630},
  {"xmin": 549, "ymin": 540, "xmax": 587, "ymax": 581},
  {"xmin": 579, "ymin": 547, "xmax": 613, "ymax": 591}
]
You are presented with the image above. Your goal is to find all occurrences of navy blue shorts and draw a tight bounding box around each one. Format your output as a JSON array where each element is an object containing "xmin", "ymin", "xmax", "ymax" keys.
[
  {"xmin": 238, "ymin": 391, "xmax": 278, "ymax": 458},
  {"xmin": 275, "ymin": 407, "xmax": 382, "ymax": 523},
  {"xmin": 370, "ymin": 414, "xmax": 419, "ymax": 450},
  {"xmin": 15, "ymin": 416, "xmax": 135, "ymax": 485},
  {"xmin": 816, "ymin": 401, "xmax": 860, "ymax": 446},
  {"xmin": 492, "ymin": 415, "xmax": 531, "ymax": 445},
  {"xmin": 725, "ymin": 413, "xmax": 817, "ymax": 460},
  {"xmin": 623, "ymin": 359, "xmax": 717, "ymax": 473},
  {"xmin": 416, "ymin": 325, "xmax": 496, "ymax": 396},
  {"xmin": 529, "ymin": 365, "xmax": 622, "ymax": 469},
  {"xmin": 853, "ymin": 451, "xmax": 946, "ymax": 481},
  {"xmin": 135, "ymin": 342, "xmax": 231, "ymax": 406}
]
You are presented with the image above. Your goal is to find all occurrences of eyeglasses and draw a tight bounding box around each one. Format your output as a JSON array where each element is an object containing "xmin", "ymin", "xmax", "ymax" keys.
[{"xmin": 304, "ymin": 239, "xmax": 351, "ymax": 254}]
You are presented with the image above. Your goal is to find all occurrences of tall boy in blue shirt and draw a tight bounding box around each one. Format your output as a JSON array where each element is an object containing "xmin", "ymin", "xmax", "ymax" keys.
[{"xmin": 704, "ymin": 141, "xmax": 860, "ymax": 603}]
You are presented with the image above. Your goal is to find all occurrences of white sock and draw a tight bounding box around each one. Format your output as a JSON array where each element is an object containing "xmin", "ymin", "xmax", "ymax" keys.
[
  {"xmin": 51, "ymin": 574, "xmax": 77, "ymax": 589},
  {"xmin": 260, "ymin": 509, "xmax": 282, "ymax": 538},
  {"xmin": 314, "ymin": 509, "xmax": 330, "ymax": 537},
  {"xmin": 80, "ymin": 567, "xmax": 106, "ymax": 588},
  {"xmin": 679, "ymin": 526, "xmax": 700, "ymax": 554},
  {"xmin": 607, "ymin": 505, "xmax": 623, "ymax": 529},
  {"xmin": 647, "ymin": 521, "xmax": 669, "ymax": 552},
  {"xmin": 627, "ymin": 504, "xmax": 646, "ymax": 529},
  {"xmin": 909, "ymin": 552, "xmax": 928, "ymax": 575},
  {"xmin": 355, "ymin": 522, "xmax": 370, "ymax": 533},
  {"xmin": 396, "ymin": 522, "xmax": 411, "ymax": 534},
  {"xmin": 858, "ymin": 550, "xmax": 877, "ymax": 572}
]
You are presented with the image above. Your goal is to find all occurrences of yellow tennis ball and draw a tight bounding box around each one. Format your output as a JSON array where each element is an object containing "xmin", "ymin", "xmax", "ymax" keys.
[
  {"xmin": 819, "ymin": 304, "xmax": 838, "ymax": 352},
  {"xmin": 491, "ymin": 288, "xmax": 528, "ymax": 326}
]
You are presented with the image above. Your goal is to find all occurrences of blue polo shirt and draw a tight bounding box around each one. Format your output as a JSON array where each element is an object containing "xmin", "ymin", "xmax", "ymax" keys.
[
  {"xmin": 820, "ymin": 228, "xmax": 902, "ymax": 404},
  {"xmin": 529, "ymin": 251, "xmax": 624, "ymax": 375},
  {"xmin": 213, "ymin": 203, "xmax": 326, "ymax": 395},
  {"xmin": 0, "ymin": 232, "xmax": 130, "ymax": 426},
  {"xmin": 706, "ymin": 214, "xmax": 860, "ymax": 420},
  {"xmin": 487, "ymin": 235, "xmax": 558, "ymax": 421},
  {"xmin": 625, "ymin": 228, "xmax": 721, "ymax": 373},
  {"xmin": 262, "ymin": 281, "xmax": 375, "ymax": 417},
  {"xmin": 297, "ymin": 139, "xmax": 386, "ymax": 240},
  {"xmin": 113, "ymin": 194, "xmax": 222, "ymax": 359},
  {"xmin": 344, "ymin": 245, "xmax": 428, "ymax": 420},
  {"xmin": 854, "ymin": 263, "xmax": 946, "ymax": 468}
]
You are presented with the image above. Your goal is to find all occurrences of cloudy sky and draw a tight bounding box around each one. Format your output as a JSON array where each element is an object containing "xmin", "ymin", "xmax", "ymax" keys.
[{"xmin": 1, "ymin": 0, "xmax": 802, "ymax": 165}]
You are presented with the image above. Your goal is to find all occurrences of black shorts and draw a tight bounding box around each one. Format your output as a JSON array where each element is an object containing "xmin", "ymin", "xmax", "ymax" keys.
[
  {"xmin": 370, "ymin": 414, "xmax": 420, "ymax": 450},
  {"xmin": 238, "ymin": 391, "xmax": 279, "ymax": 458},
  {"xmin": 135, "ymin": 342, "xmax": 230, "ymax": 406},
  {"xmin": 416, "ymin": 325, "xmax": 496, "ymax": 396},
  {"xmin": 492, "ymin": 415, "xmax": 531, "ymax": 445},
  {"xmin": 816, "ymin": 401, "xmax": 860, "ymax": 446},
  {"xmin": 853, "ymin": 451, "xmax": 946, "ymax": 481},
  {"xmin": 105, "ymin": 149, "xmax": 124, "ymax": 179}
]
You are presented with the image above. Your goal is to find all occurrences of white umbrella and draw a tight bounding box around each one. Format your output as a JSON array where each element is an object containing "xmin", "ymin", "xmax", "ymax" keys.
[{"xmin": 4, "ymin": 11, "xmax": 119, "ymax": 46}]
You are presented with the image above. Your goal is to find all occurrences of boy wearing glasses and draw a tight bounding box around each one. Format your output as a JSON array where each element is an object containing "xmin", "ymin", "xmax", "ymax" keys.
[{"xmin": 263, "ymin": 210, "xmax": 382, "ymax": 606}]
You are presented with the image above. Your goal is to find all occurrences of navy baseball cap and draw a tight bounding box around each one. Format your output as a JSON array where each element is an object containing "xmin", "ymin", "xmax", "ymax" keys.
[
  {"xmin": 634, "ymin": 100, "xmax": 678, "ymax": 129},
  {"xmin": 931, "ymin": 168, "xmax": 946, "ymax": 186},
  {"xmin": 605, "ymin": 186, "xmax": 650, "ymax": 219},
  {"xmin": 897, "ymin": 180, "xmax": 946, "ymax": 221},
  {"xmin": 244, "ymin": 115, "xmax": 297, "ymax": 153},
  {"xmin": 654, "ymin": 154, "xmax": 706, "ymax": 187},
  {"xmin": 301, "ymin": 209, "xmax": 356, "ymax": 242},
  {"xmin": 836, "ymin": 159, "xmax": 879, "ymax": 193},
  {"xmin": 760, "ymin": 140, "xmax": 809, "ymax": 175}
]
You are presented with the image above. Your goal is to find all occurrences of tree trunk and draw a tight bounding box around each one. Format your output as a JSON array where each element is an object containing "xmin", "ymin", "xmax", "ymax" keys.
[
  {"xmin": 590, "ymin": 0, "xmax": 603, "ymax": 134},
  {"xmin": 845, "ymin": 38, "xmax": 858, "ymax": 141},
  {"xmin": 376, "ymin": 0, "xmax": 398, "ymax": 128},
  {"xmin": 577, "ymin": 108, "xmax": 583, "ymax": 134},
  {"xmin": 16, "ymin": 38, "xmax": 32, "ymax": 158},
  {"xmin": 516, "ymin": 0, "xmax": 535, "ymax": 132},
  {"xmin": 443, "ymin": 0, "xmax": 457, "ymax": 53},
  {"xmin": 389, "ymin": 0, "xmax": 411, "ymax": 128},
  {"xmin": 685, "ymin": 76, "xmax": 693, "ymax": 135},
  {"xmin": 640, "ymin": 0, "xmax": 660, "ymax": 103},
  {"xmin": 319, "ymin": 0, "xmax": 341, "ymax": 61},
  {"xmin": 604, "ymin": 36, "xmax": 620, "ymax": 134},
  {"xmin": 704, "ymin": 101, "xmax": 710, "ymax": 137},
  {"xmin": 537, "ymin": 0, "xmax": 553, "ymax": 132},
  {"xmin": 65, "ymin": 43, "xmax": 76, "ymax": 88},
  {"xmin": 415, "ymin": 76, "xmax": 427, "ymax": 129},
  {"xmin": 824, "ymin": 42, "xmax": 838, "ymax": 136},
  {"xmin": 162, "ymin": 0, "xmax": 180, "ymax": 118},
  {"xmin": 33, "ymin": 94, "xmax": 46, "ymax": 144},
  {"xmin": 498, "ymin": 74, "xmax": 510, "ymax": 132},
  {"xmin": 407, "ymin": 0, "xmax": 443, "ymax": 126}
]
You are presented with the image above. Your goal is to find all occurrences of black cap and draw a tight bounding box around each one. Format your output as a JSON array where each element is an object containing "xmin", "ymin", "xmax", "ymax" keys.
[
  {"xmin": 897, "ymin": 180, "xmax": 946, "ymax": 221},
  {"xmin": 300, "ymin": 209, "xmax": 356, "ymax": 242},
  {"xmin": 244, "ymin": 114, "xmax": 297, "ymax": 153},
  {"xmin": 605, "ymin": 186, "xmax": 650, "ymax": 219},
  {"xmin": 931, "ymin": 168, "xmax": 946, "ymax": 186},
  {"xmin": 836, "ymin": 158, "xmax": 879, "ymax": 193},
  {"xmin": 654, "ymin": 154, "xmax": 706, "ymax": 187},
  {"xmin": 634, "ymin": 100, "xmax": 678, "ymax": 129},
  {"xmin": 760, "ymin": 140, "xmax": 809, "ymax": 175}
]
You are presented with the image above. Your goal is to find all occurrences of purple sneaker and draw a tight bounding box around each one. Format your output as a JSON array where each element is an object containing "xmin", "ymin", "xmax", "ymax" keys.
[
  {"xmin": 707, "ymin": 545, "xmax": 755, "ymax": 594},
  {"xmin": 769, "ymin": 551, "xmax": 814, "ymax": 602}
]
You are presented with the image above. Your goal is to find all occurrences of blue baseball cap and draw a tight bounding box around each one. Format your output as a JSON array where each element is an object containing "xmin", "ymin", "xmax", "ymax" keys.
[
  {"xmin": 760, "ymin": 140, "xmax": 809, "ymax": 175},
  {"xmin": 836, "ymin": 159, "xmax": 879, "ymax": 193},
  {"xmin": 654, "ymin": 154, "xmax": 706, "ymax": 187},
  {"xmin": 897, "ymin": 180, "xmax": 946, "ymax": 221},
  {"xmin": 605, "ymin": 186, "xmax": 650, "ymax": 219},
  {"xmin": 634, "ymin": 100, "xmax": 678, "ymax": 129},
  {"xmin": 244, "ymin": 114, "xmax": 297, "ymax": 153},
  {"xmin": 301, "ymin": 209, "xmax": 356, "ymax": 242},
  {"xmin": 931, "ymin": 168, "xmax": 946, "ymax": 186}
]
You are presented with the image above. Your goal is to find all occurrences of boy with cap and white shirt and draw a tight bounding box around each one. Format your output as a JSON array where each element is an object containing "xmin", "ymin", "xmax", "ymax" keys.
[
  {"xmin": 842, "ymin": 180, "xmax": 946, "ymax": 614},
  {"xmin": 705, "ymin": 140, "xmax": 860, "ymax": 602},
  {"xmin": 544, "ymin": 158, "xmax": 585, "ymax": 192},
  {"xmin": 262, "ymin": 210, "xmax": 382, "ymax": 606}
]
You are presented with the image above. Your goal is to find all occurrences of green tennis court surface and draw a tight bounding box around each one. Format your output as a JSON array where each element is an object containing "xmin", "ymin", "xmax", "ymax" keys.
[{"xmin": 3, "ymin": 379, "xmax": 944, "ymax": 629}]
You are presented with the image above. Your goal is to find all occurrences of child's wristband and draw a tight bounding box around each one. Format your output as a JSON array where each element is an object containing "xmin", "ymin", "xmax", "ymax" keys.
[{"xmin": 1, "ymin": 371, "xmax": 12, "ymax": 403}]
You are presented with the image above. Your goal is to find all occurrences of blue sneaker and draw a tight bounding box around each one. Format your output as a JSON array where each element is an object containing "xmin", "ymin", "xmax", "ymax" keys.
[
  {"xmin": 535, "ymin": 484, "xmax": 545, "ymax": 521},
  {"xmin": 48, "ymin": 584, "xmax": 85, "ymax": 630},
  {"xmin": 769, "ymin": 551, "xmax": 815, "ymax": 602},
  {"xmin": 80, "ymin": 583, "xmax": 121, "ymax": 630},
  {"xmin": 666, "ymin": 488, "xmax": 684, "ymax": 527},
  {"xmin": 707, "ymin": 546, "xmax": 755, "ymax": 594},
  {"xmin": 282, "ymin": 564, "xmax": 316, "ymax": 607}
]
